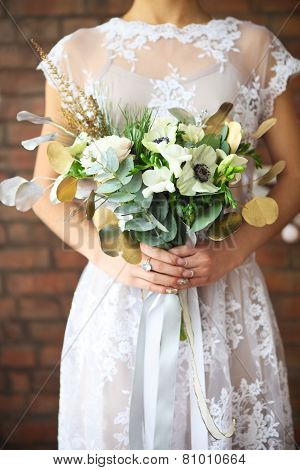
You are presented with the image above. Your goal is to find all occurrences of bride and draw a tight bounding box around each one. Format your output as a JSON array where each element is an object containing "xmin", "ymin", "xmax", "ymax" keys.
[{"xmin": 33, "ymin": 0, "xmax": 300, "ymax": 450}]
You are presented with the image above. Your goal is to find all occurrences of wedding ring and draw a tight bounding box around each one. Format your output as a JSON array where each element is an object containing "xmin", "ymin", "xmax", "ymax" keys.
[
  {"xmin": 166, "ymin": 288, "xmax": 178, "ymax": 295},
  {"xmin": 141, "ymin": 256, "xmax": 152, "ymax": 272},
  {"xmin": 178, "ymin": 278, "xmax": 189, "ymax": 286}
]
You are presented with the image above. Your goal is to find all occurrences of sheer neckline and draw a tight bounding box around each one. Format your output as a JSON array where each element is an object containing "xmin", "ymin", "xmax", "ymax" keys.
[{"xmin": 107, "ymin": 16, "xmax": 230, "ymax": 32}]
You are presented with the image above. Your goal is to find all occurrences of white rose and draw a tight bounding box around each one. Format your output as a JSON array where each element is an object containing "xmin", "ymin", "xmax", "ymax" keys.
[{"xmin": 82, "ymin": 135, "xmax": 132, "ymax": 164}]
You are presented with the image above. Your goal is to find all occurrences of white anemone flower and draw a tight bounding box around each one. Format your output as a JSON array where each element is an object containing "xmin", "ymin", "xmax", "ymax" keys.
[
  {"xmin": 160, "ymin": 144, "xmax": 192, "ymax": 178},
  {"xmin": 177, "ymin": 144, "xmax": 219, "ymax": 196},
  {"xmin": 142, "ymin": 167, "xmax": 175, "ymax": 198},
  {"xmin": 216, "ymin": 149, "xmax": 248, "ymax": 183},
  {"xmin": 178, "ymin": 123, "xmax": 205, "ymax": 144},
  {"xmin": 142, "ymin": 118, "xmax": 177, "ymax": 153}
]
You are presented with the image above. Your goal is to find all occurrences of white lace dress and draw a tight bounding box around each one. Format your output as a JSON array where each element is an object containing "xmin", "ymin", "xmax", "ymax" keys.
[{"xmin": 37, "ymin": 16, "xmax": 300, "ymax": 450}]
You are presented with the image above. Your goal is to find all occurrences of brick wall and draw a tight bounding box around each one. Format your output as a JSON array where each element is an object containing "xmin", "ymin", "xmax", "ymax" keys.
[{"xmin": 0, "ymin": 0, "xmax": 299, "ymax": 449}]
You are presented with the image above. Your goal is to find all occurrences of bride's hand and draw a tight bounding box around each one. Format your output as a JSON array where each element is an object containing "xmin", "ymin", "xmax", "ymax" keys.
[
  {"xmin": 169, "ymin": 241, "xmax": 245, "ymax": 287},
  {"xmin": 96, "ymin": 242, "xmax": 188, "ymax": 294}
]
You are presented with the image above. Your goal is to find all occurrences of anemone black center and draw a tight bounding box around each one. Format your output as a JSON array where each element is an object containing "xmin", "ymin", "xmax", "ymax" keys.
[
  {"xmin": 153, "ymin": 136, "xmax": 170, "ymax": 144},
  {"xmin": 193, "ymin": 163, "xmax": 210, "ymax": 182}
]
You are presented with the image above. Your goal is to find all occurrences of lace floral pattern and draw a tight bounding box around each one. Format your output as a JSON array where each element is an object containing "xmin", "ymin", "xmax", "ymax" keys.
[
  {"xmin": 101, "ymin": 16, "xmax": 241, "ymax": 72},
  {"xmin": 148, "ymin": 64, "xmax": 197, "ymax": 116}
]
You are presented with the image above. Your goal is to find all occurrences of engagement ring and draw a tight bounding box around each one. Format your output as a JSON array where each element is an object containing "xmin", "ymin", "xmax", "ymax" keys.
[{"xmin": 141, "ymin": 257, "xmax": 152, "ymax": 272}]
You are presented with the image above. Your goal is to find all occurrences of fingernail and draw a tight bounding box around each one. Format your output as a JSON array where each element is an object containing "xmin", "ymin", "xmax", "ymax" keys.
[
  {"xmin": 177, "ymin": 278, "xmax": 189, "ymax": 286},
  {"xmin": 183, "ymin": 270, "xmax": 194, "ymax": 278},
  {"xmin": 166, "ymin": 288, "xmax": 178, "ymax": 295},
  {"xmin": 177, "ymin": 258, "xmax": 187, "ymax": 267}
]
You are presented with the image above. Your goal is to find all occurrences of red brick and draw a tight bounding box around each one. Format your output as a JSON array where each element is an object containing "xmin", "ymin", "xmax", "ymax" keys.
[
  {"xmin": 273, "ymin": 296, "xmax": 300, "ymax": 320},
  {"xmin": 5, "ymin": 272, "xmax": 79, "ymax": 295},
  {"xmin": 256, "ymin": 243, "xmax": 289, "ymax": 268},
  {"xmin": 54, "ymin": 249, "xmax": 86, "ymax": 269},
  {"xmin": 9, "ymin": 372, "xmax": 30, "ymax": 392},
  {"xmin": 0, "ymin": 45, "xmax": 37, "ymax": 68},
  {"xmin": 1, "ymin": 419, "xmax": 57, "ymax": 445},
  {"xmin": 201, "ymin": 0, "xmax": 251, "ymax": 14},
  {"xmin": 0, "ymin": 223, "xmax": 7, "ymax": 245},
  {"xmin": 0, "ymin": 394, "xmax": 26, "ymax": 413},
  {"xmin": 9, "ymin": 0, "xmax": 84, "ymax": 16},
  {"xmin": 0, "ymin": 18, "xmax": 15, "ymax": 42},
  {"xmin": 39, "ymin": 345, "xmax": 61, "ymax": 367},
  {"xmin": 270, "ymin": 16, "xmax": 300, "ymax": 39},
  {"xmin": 17, "ymin": 18, "xmax": 60, "ymax": 42},
  {"xmin": 5, "ymin": 122, "xmax": 42, "ymax": 146},
  {"xmin": 0, "ymin": 96, "xmax": 44, "ymax": 120},
  {"xmin": 62, "ymin": 17, "xmax": 99, "ymax": 36},
  {"xmin": 0, "ymin": 297, "xmax": 16, "ymax": 318},
  {"xmin": 7, "ymin": 222, "xmax": 60, "ymax": 246},
  {"xmin": 19, "ymin": 297, "xmax": 60, "ymax": 319},
  {"xmin": 2, "ymin": 321, "xmax": 24, "ymax": 341},
  {"xmin": 251, "ymin": 0, "xmax": 300, "ymax": 12},
  {"xmin": 1, "ymin": 345, "xmax": 35, "ymax": 367},
  {"xmin": 0, "ymin": 248, "xmax": 50, "ymax": 269},
  {"xmin": 32, "ymin": 370, "xmax": 59, "ymax": 393},
  {"xmin": 0, "ymin": 147, "xmax": 36, "ymax": 172},
  {"xmin": 264, "ymin": 271, "xmax": 300, "ymax": 294},
  {"xmin": 0, "ymin": 71, "xmax": 44, "ymax": 95},
  {"xmin": 29, "ymin": 394, "xmax": 59, "ymax": 415},
  {"xmin": 28, "ymin": 322, "xmax": 65, "ymax": 343}
]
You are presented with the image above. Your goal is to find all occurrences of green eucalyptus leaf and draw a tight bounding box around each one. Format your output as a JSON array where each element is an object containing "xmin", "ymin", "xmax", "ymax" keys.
[
  {"xmin": 114, "ymin": 203, "xmax": 142, "ymax": 215},
  {"xmin": 136, "ymin": 230, "xmax": 162, "ymax": 246},
  {"xmin": 190, "ymin": 201, "xmax": 223, "ymax": 232},
  {"xmin": 134, "ymin": 189, "xmax": 153, "ymax": 208},
  {"xmin": 151, "ymin": 193, "xmax": 168, "ymax": 222},
  {"xmin": 199, "ymin": 134, "xmax": 221, "ymax": 150},
  {"xmin": 116, "ymin": 156, "xmax": 134, "ymax": 184},
  {"xmin": 220, "ymin": 124, "xmax": 229, "ymax": 142},
  {"xmin": 97, "ymin": 178, "xmax": 122, "ymax": 194},
  {"xmin": 160, "ymin": 210, "xmax": 177, "ymax": 242},
  {"xmin": 220, "ymin": 140, "xmax": 230, "ymax": 155},
  {"xmin": 123, "ymin": 172, "xmax": 142, "ymax": 193},
  {"xmin": 125, "ymin": 217, "xmax": 156, "ymax": 231},
  {"xmin": 168, "ymin": 107, "xmax": 196, "ymax": 125},
  {"xmin": 105, "ymin": 147, "xmax": 119, "ymax": 172},
  {"xmin": 149, "ymin": 213, "xmax": 169, "ymax": 232},
  {"xmin": 108, "ymin": 192, "xmax": 136, "ymax": 203}
]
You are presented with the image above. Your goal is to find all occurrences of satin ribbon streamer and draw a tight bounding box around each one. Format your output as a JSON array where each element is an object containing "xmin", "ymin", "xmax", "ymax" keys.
[{"xmin": 129, "ymin": 247, "xmax": 235, "ymax": 449}]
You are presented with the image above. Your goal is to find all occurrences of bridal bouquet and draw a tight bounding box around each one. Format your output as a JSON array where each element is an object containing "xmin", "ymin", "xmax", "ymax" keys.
[{"xmin": 0, "ymin": 41, "xmax": 286, "ymax": 448}]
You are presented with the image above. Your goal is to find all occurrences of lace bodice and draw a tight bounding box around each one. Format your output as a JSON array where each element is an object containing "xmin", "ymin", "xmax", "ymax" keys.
[{"xmin": 37, "ymin": 16, "xmax": 300, "ymax": 203}]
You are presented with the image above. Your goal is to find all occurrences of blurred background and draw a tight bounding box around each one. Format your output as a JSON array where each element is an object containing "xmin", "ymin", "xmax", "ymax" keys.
[{"xmin": 0, "ymin": 0, "xmax": 299, "ymax": 450}]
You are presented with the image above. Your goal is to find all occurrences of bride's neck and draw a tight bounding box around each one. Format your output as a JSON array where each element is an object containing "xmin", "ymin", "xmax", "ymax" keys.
[{"xmin": 122, "ymin": 0, "xmax": 212, "ymax": 27}]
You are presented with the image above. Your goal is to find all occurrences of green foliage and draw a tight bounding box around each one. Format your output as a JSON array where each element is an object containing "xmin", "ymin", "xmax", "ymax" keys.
[
  {"xmin": 190, "ymin": 201, "xmax": 223, "ymax": 232},
  {"xmin": 199, "ymin": 133, "xmax": 221, "ymax": 149},
  {"xmin": 67, "ymin": 160, "xmax": 88, "ymax": 179},
  {"xmin": 122, "ymin": 105, "xmax": 155, "ymax": 159},
  {"xmin": 237, "ymin": 143, "xmax": 262, "ymax": 169}
]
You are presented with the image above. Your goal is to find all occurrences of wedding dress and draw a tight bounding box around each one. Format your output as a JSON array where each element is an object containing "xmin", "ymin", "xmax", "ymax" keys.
[{"xmin": 37, "ymin": 16, "xmax": 300, "ymax": 450}]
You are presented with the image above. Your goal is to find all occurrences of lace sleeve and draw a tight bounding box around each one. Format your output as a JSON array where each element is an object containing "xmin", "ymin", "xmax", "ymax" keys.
[
  {"xmin": 259, "ymin": 29, "xmax": 300, "ymax": 121},
  {"xmin": 36, "ymin": 26, "xmax": 110, "ymax": 92}
]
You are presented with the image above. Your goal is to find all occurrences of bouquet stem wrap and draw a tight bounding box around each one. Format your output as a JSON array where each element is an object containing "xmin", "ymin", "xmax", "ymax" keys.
[{"xmin": 129, "ymin": 257, "xmax": 235, "ymax": 449}]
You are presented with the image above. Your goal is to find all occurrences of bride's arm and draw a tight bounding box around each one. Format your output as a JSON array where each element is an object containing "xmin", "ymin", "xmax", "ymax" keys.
[
  {"xmin": 167, "ymin": 86, "xmax": 300, "ymax": 287},
  {"xmin": 32, "ymin": 83, "xmax": 186, "ymax": 293}
]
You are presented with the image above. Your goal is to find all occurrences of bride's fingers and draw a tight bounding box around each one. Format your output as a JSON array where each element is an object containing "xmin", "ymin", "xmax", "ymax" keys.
[
  {"xmin": 133, "ymin": 277, "xmax": 173, "ymax": 294},
  {"xmin": 140, "ymin": 243, "xmax": 186, "ymax": 267},
  {"xmin": 133, "ymin": 265, "xmax": 181, "ymax": 289},
  {"xmin": 140, "ymin": 253, "xmax": 185, "ymax": 278}
]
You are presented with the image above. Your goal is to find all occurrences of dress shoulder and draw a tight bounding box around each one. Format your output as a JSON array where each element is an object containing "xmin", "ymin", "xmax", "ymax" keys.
[
  {"xmin": 235, "ymin": 19, "xmax": 300, "ymax": 119},
  {"xmin": 36, "ymin": 23, "xmax": 111, "ymax": 89}
]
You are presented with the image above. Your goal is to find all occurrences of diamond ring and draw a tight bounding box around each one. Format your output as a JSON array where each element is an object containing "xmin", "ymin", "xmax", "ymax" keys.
[{"xmin": 141, "ymin": 257, "xmax": 152, "ymax": 272}]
